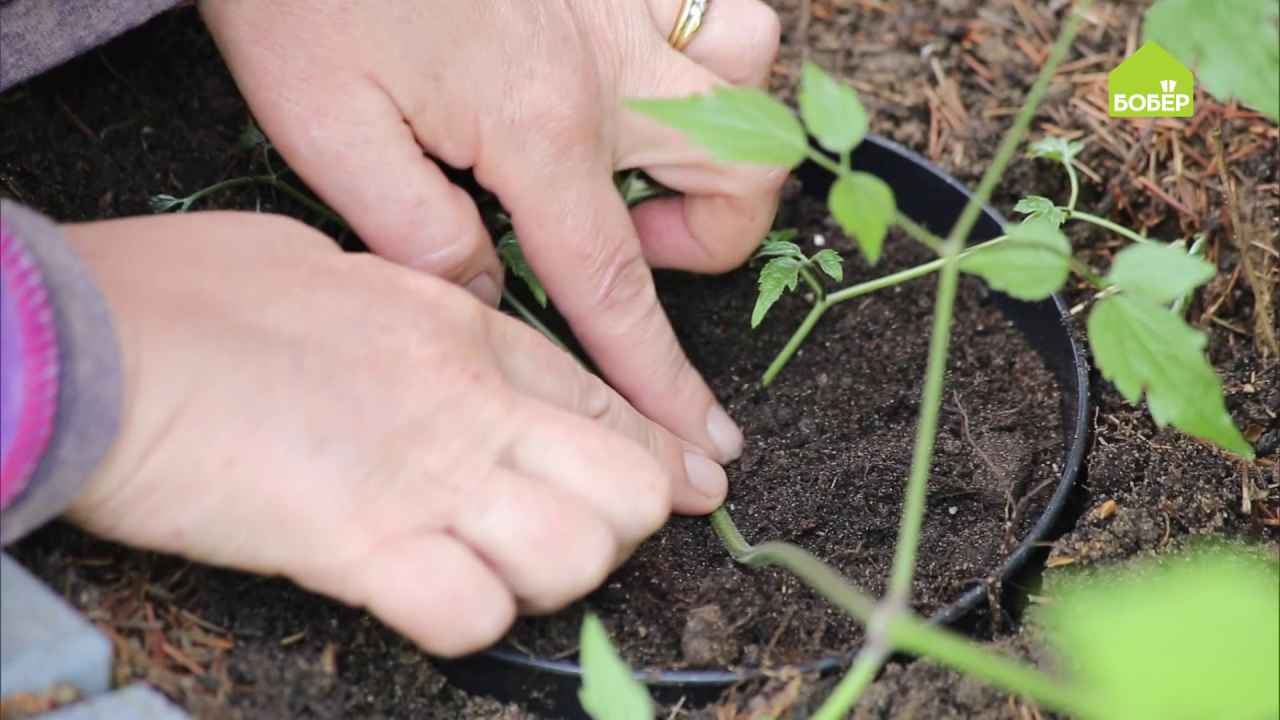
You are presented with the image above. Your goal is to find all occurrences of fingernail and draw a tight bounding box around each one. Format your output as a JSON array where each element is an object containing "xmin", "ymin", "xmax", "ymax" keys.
[
  {"xmin": 705, "ymin": 405, "xmax": 744, "ymax": 462},
  {"xmin": 466, "ymin": 273, "xmax": 501, "ymax": 307},
  {"xmin": 684, "ymin": 451, "xmax": 728, "ymax": 501}
]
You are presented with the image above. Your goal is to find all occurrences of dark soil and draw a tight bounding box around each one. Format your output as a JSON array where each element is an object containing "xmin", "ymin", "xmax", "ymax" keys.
[
  {"xmin": 2, "ymin": 1, "xmax": 1277, "ymax": 718},
  {"xmin": 506, "ymin": 200, "xmax": 1064, "ymax": 669}
]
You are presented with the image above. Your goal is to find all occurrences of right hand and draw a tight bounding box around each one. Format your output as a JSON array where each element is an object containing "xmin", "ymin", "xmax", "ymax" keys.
[
  {"xmin": 64, "ymin": 212, "xmax": 728, "ymax": 656},
  {"xmin": 201, "ymin": 0, "xmax": 785, "ymax": 465}
]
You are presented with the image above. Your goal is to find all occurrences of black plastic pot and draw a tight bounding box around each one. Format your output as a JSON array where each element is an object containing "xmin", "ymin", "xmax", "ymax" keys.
[{"xmin": 438, "ymin": 134, "xmax": 1091, "ymax": 716}]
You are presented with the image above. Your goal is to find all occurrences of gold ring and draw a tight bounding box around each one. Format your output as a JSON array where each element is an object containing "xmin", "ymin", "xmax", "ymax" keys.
[{"xmin": 668, "ymin": 0, "xmax": 709, "ymax": 52}]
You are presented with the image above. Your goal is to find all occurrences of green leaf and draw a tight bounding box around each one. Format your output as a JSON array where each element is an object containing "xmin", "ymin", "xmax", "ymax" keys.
[
  {"xmin": 828, "ymin": 171, "xmax": 895, "ymax": 264},
  {"xmin": 960, "ymin": 219, "xmax": 1070, "ymax": 300},
  {"xmin": 1039, "ymin": 548, "xmax": 1279, "ymax": 720},
  {"xmin": 1088, "ymin": 293, "xmax": 1253, "ymax": 457},
  {"xmin": 1012, "ymin": 195, "xmax": 1067, "ymax": 228},
  {"xmin": 1028, "ymin": 136, "xmax": 1084, "ymax": 165},
  {"xmin": 810, "ymin": 249, "xmax": 844, "ymax": 282},
  {"xmin": 1145, "ymin": 0, "xmax": 1280, "ymax": 121},
  {"xmin": 753, "ymin": 230, "xmax": 805, "ymax": 261},
  {"xmin": 798, "ymin": 62, "xmax": 868, "ymax": 154},
  {"xmin": 628, "ymin": 88, "xmax": 808, "ymax": 167},
  {"xmin": 578, "ymin": 614, "xmax": 654, "ymax": 720},
  {"xmin": 753, "ymin": 256, "xmax": 802, "ymax": 328},
  {"xmin": 148, "ymin": 194, "xmax": 187, "ymax": 213},
  {"xmin": 497, "ymin": 232, "xmax": 548, "ymax": 308},
  {"xmin": 1105, "ymin": 242, "xmax": 1216, "ymax": 303}
]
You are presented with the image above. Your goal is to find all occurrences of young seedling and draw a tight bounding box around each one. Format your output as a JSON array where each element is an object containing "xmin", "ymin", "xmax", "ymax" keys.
[
  {"xmin": 675, "ymin": 73, "xmax": 1253, "ymax": 463},
  {"xmin": 626, "ymin": 0, "xmax": 1272, "ymax": 715},
  {"xmin": 749, "ymin": 229, "xmax": 843, "ymax": 327}
]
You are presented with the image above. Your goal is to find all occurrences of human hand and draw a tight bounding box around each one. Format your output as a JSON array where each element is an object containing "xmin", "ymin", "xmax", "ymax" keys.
[
  {"xmin": 63, "ymin": 212, "xmax": 728, "ymax": 655},
  {"xmin": 198, "ymin": 0, "xmax": 785, "ymax": 463}
]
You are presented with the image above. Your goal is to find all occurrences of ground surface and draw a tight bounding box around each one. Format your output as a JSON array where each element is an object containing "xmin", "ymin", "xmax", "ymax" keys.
[{"xmin": 1, "ymin": 1, "xmax": 1277, "ymax": 718}]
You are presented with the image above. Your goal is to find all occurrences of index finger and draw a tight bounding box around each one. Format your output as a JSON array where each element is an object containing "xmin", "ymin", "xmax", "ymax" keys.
[{"xmin": 491, "ymin": 151, "xmax": 743, "ymax": 464}]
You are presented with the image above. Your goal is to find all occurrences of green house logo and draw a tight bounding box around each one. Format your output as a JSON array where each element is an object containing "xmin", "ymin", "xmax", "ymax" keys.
[
  {"xmin": 1105, "ymin": 41, "xmax": 1192, "ymax": 116},
  {"xmin": 1109, "ymin": 41, "xmax": 1195, "ymax": 117}
]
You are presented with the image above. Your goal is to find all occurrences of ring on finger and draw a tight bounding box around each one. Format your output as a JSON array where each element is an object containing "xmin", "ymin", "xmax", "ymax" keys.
[{"xmin": 667, "ymin": 0, "xmax": 710, "ymax": 51}]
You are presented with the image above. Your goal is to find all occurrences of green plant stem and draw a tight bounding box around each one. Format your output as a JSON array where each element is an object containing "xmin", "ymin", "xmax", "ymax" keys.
[
  {"xmin": 762, "ymin": 299, "xmax": 828, "ymax": 386},
  {"xmin": 710, "ymin": 508, "xmax": 877, "ymax": 618},
  {"xmin": 798, "ymin": 265, "xmax": 827, "ymax": 301},
  {"xmin": 895, "ymin": 213, "xmax": 947, "ymax": 254},
  {"xmin": 1065, "ymin": 209, "xmax": 1154, "ymax": 245},
  {"xmin": 886, "ymin": 0, "xmax": 1088, "ymax": 608},
  {"xmin": 807, "ymin": 149, "xmax": 845, "ymax": 177},
  {"xmin": 760, "ymin": 236, "xmax": 1007, "ymax": 387},
  {"xmin": 708, "ymin": 508, "xmax": 1098, "ymax": 718},
  {"xmin": 501, "ymin": 288, "xmax": 572, "ymax": 356},
  {"xmin": 813, "ymin": 638, "xmax": 890, "ymax": 720},
  {"xmin": 885, "ymin": 614, "xmax": 1096, "ymax": 716},
  {"xmin": 826, "ymin": 236, "xmax": 1006, "ymax": 305},
  {"xmin": 180, "ymin": 175, "xmax": 344, "ymax": 226},
  {"xmin": 1065, "ymin": 160, "xmax": 1080, "ymax": 212}
]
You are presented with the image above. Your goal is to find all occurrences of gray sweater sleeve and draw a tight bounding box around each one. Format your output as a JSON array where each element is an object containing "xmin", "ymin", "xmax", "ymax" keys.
[
  {"xmin": 0, "ymin": 0, "xmax": 186, "ymax": 91},
  {"xmin": 1, "ymin": 201, "xmax": 123, "ymax": 544}
]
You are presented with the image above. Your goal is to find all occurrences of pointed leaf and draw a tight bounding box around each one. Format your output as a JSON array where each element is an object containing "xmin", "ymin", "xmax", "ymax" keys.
[
  {"xmin": 578, "ymin": 614, "xmax": 654, "ymax": 720},
  {"xmin": 1088, "ymin": 293, "xmax": 1253, "ymax": 457},
  {"xmin": 960, "ymin": 219, "xmax": 1070, "ymax": 300},
  {"xmin": 810, "ymin": 249, "xmax": 844, "ymax": 282},
  {"xmin": 1039, "ymin": 548, "xmax": 1278, "ymax": 720},
  {"xmin": 628, "ymin": 88, "xmax": 808, "ymax": 167},
  {"xmin": 798, "ymin": 62, "xmax": 868, "ymax": 153},
  {"xmin": 497, "ymin": 232, "xmax": 548, "ymax": 307},
  {"xmin": 752, "ymin": 257, "xmax": 801, "ymax": 328},
  {"xmin": 753, "ymin": 230, "xmax": 805, "ymax": 261},
  {"xmin": 1104, "ymin": 242, "xmax": 1216, "ymax": 303},
  {"xmin": 1012, "ymin": 195, "xmax": 1067, "ymax": 228},
  {"xmin": 828, "ymin": 171, "xmax": 895, "ymax": 264}
]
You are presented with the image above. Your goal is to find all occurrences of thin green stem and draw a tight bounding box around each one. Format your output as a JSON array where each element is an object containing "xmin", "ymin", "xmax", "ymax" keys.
[
  {"xmin": 798, "ymin": 265, "xmax": 827, "ymax": 301},
  {"xmin": 895, "ymin": 213, "xmax": 947, "ymax": 255},
  {"xmin": 1065, "ymin": 209, "xmax": 1154, "ymax": 245},
  {"xmin": 807, "ymin": 149, "xmax": 846, "ymax": 177},
  {"xmin": 182, "ymin": 175, "xmax": 344, "ymax": 226},
  {"xmin": 761, "ymin": 299, "xmax": 829, "ymax": 387},
  {"xmin": 813, "ymin": 639, "xmax": 890, "ymax": 720},
  {"xmin": 886, "ymin": 614, "xmax": 1099, "ymax": 717},
  {"xmin": 708, "ymin": 508, "xmax": 1096, "ymax": 718},
  {"xmin": 886, "ymin": 0, "xmax": 1088, "ymax": 606},
  {"xmin": 501, "ymin": 288, "xmax": 572, "ymax": 356},
  {"xmin": 761, "ymin": 237, "xmax": 1008, "ymax": 386},
  {"xmin": 839, "ymin": 148, "xmax": 852, "ymax": 172},
  {"xmin": 709, "ymin": 508, "xmax": 877, "ymax": 619},
  {"xmin": 824, "ymin": 237, "xmax": 1006, "ymax": 306},
  {"xmin": 1065, "ymin": 161, "xmax": 1080, "ymax": 212}
]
